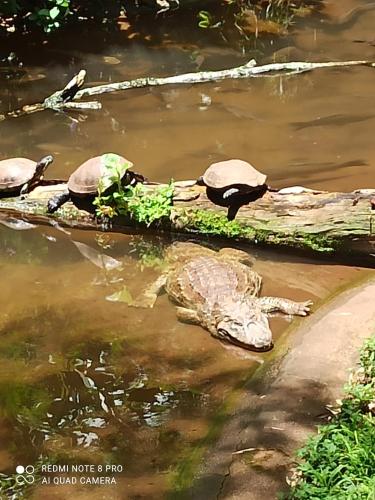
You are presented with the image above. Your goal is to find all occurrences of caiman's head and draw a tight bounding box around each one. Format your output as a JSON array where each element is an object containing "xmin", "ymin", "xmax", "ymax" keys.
[{"xmin": 214, "ymin": 301, "xmax": 273, "ymax": 351}]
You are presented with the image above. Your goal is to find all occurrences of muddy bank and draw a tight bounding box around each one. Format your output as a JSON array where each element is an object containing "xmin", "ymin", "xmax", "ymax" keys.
[{"xmin": 179, "ymin": 275, "xmax": 375, "ymax": 499}]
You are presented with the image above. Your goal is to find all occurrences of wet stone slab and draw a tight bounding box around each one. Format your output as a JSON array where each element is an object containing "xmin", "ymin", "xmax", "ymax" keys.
[{"xmin": 188, "ymin": 278, "xmax": 375, "ymax": 500}]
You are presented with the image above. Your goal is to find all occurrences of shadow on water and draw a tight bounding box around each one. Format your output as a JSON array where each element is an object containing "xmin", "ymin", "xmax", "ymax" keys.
[{"xmin": 179, "ymin": 378, "xmax": 336, "ymax": 499}]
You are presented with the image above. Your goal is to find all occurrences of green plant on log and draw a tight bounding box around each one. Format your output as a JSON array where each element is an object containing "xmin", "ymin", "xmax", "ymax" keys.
[
  {"xmin": 286, "ymin": 336, "xmax": 375, "ymax": 500},
  {"xmin": 94, "ymin": 154, "xmax": 174, "ymax": 227},
  {"xmin": 127, "ymin": 183, "xmax": 174, "ymax": 226}
]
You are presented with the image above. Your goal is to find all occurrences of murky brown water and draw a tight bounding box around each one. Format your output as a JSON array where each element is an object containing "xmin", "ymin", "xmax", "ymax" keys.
[{"xmin": 0, "ymin": 0, "xmax": 375, "ymax": 498}]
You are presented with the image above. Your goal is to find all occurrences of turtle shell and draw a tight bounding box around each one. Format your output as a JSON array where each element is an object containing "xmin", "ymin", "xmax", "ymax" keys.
[
  {"xmin": 68, "ymin": 154, "xmax": 133, "ymax": 195},
  {"xmin": 0, "ymin": 158, "xmax": 37, "ymax": 191},
  {"xmin": 202, "ymin": 159, "xmax": 267, "ymax": 190}
]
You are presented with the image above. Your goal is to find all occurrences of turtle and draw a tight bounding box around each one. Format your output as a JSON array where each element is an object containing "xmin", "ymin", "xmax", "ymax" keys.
[
  {"xmin": 0, "ymin": 155, "xmax": 54, "ymax": 198},
  {"xmin": 197, "ymin": 159, "xmax": 269, "ymax": 220},
  {"xmin": 47, "ymin": 153, "xmax": 145, "ymax": 213},
  {"xmin": 198, "ymin": 159, "xmax": 268, "ymax": 199}
]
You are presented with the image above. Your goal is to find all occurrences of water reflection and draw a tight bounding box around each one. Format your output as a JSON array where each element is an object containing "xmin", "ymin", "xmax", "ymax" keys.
[{"xmin": 0, "ymin": 2, "xmax": 374, "ymax": 193}]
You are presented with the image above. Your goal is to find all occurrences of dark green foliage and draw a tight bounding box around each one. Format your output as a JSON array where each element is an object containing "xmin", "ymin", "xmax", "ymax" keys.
[
  {"xmin": 29, "ymin": 0, "xmax": 71, "ymax": 32},
  {"xmin": 1, "ymin": 0, "xmax": 314, "ymax": 34},
  {"xmin": 287, "ymin": 336, "xmax": 375, "ymax": 500},
  {"xmin": 0, "ymin": 0, "xmax": 124, "ymax": 33}
]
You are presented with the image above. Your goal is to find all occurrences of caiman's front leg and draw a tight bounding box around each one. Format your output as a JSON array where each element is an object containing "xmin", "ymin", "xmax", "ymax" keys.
[
  {"xmin": 258, "ymin": 297, "xmax": 313, "ymax": 316},
  {"xmin": 133, "ymin": 274, "xmax": 168, "ymax": 308},
  {"xmin": 176, "ymin": 307, "xmax": 201, "ymax": 324}
]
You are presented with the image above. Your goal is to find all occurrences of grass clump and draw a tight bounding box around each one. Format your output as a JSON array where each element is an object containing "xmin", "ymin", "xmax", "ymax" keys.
[{"xmin": 287, "ymin": 336, "xmax": 375, "ymax": 500}]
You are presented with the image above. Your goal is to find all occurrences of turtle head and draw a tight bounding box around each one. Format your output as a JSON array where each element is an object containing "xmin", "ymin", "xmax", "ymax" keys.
[
  {"xmin": 215, "ymin": 301, "xmax": 273, "ymax": 351},
  {"xmin": 35, "ymin": 155, "xmax": 54, "ymax": 177},
  {"xmin": 19, "ymin": 155, "xmax": 54, "ymax": 199}
]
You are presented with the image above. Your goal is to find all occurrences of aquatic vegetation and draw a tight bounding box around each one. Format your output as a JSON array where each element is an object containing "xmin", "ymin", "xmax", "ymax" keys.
[
  {"xmin": 197, "ymin": 0, "xmax": 317, "ymax": 48},
  {"xmin": 287, "ymin": 336, "xmax": 375, "ymax": 499},
  {"xmin": 0, "ymin": 227, "xmax": 49, "ymax": 265},
  {"xmin": 129, "ymin": 236, "xmax": 166, "ymax": 270}
]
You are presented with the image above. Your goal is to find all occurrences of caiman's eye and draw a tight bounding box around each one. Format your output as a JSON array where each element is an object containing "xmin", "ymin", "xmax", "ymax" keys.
[{"xmin": 217, "ymin": 328, "xmax": 230, "ymax": 339}]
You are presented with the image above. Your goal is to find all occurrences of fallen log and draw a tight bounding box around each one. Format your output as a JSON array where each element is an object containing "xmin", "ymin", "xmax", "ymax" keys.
[{"xmin": 0, "ymin": 182, "xmax": 374, "ymax": 259}]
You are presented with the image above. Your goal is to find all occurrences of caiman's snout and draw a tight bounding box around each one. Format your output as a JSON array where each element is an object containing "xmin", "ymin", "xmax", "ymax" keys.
[
  {"xmin": 245, "ymin": 319, "xmax": 273, "ymax": 351},
  {"xmin": 216, "ymin": 313, "xmax": 273, "ymax": 351}
]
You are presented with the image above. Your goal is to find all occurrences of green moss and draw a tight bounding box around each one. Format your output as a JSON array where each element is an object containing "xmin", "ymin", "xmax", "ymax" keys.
[
  {"xmin": 176, "ymin": 208, "xmax": 259, "ymax": 239},
  {"xmin": 175, "ymin": 209, "xmax": 340, "ymax": 253}
]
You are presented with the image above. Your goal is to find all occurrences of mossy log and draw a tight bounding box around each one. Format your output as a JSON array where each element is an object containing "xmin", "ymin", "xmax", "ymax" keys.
[{"xmin": 0, "ymin": 183, "xmax": 374, "ymax": 258}]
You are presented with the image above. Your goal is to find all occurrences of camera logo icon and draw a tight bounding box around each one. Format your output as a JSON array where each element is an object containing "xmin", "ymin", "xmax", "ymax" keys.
[{"xmin": 16, "ymin": 465, "xmax": 35, "ymax": 485}]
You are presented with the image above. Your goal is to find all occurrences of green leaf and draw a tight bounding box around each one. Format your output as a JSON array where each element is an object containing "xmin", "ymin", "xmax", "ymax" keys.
[
  {"xmin": 37, "ymin": 8, "xmax": 50, "ymax": 16},
  {"xmin": 49, "ymin": 6, "xmax": 60, "ymax": 19}
]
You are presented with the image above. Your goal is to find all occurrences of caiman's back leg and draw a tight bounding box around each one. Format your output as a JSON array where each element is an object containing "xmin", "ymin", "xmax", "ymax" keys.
[
  {"xmin": 218, "ymin": 247, "xmax": 254, "ymax": 267},
  {"xmin": 164, "ymin": 242, "xmax": 215, "ymax": 264},
  {"xmin": 47, "ymin": 190, "xmax": 71, "ymax": 213},
  {"xmin": 258, "ymin": 297, "xmax": 313, "ymax": 316},
  {"xmin": 132, "ymin": 273, "xmax": 168, "ymax": 308}
]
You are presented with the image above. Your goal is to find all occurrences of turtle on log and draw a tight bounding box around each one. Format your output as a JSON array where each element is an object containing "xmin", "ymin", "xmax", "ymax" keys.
[
  {"xmin": 197, "ymin": 159, "xmax": 270, "ymax": 219},
  {"xmin": 47, "ymin": 153, "xmax": 145, "ymax": 214},
  {"xmin": 0, "ymin": 155, "xmax": 54, "ymax": 198}
]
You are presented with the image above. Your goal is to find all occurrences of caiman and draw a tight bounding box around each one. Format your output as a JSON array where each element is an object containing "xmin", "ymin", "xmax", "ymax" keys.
[{"xmin": 136, "ymin": 242, "xmax": 312, "ymax": 351}]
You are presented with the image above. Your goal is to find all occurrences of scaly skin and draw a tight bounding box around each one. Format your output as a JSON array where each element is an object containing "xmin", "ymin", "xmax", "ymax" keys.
[{"xmin": 139, "ymin": 242, "xmax": 312, "ymax": 351}]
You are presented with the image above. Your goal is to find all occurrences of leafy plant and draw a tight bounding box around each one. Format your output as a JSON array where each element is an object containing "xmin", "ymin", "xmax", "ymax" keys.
[
  {"xmin": 29, "ymin": 0, "xmax": 71, "ymax": 32},
  {"xmin": 127, "ymin": 183, "xmax": 174, "ymax": 226},
  {"xmin": 287, "ymin": 336, "xmax": 375, "ymax": 499},
  {"xmin": 94, "ymin": 153, "xmax": 174, "ymax": 227}
]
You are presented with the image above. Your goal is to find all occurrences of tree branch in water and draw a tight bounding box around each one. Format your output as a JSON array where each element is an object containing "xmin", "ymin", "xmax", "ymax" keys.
[{"xmin": 1, "ymin": 59, "xmax": 374, "ymax": 120}]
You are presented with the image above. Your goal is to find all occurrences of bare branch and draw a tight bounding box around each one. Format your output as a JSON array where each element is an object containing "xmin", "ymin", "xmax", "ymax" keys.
[{"xmin": 1, "ymin": 60, "xmax": 374, "ymax": 121}]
